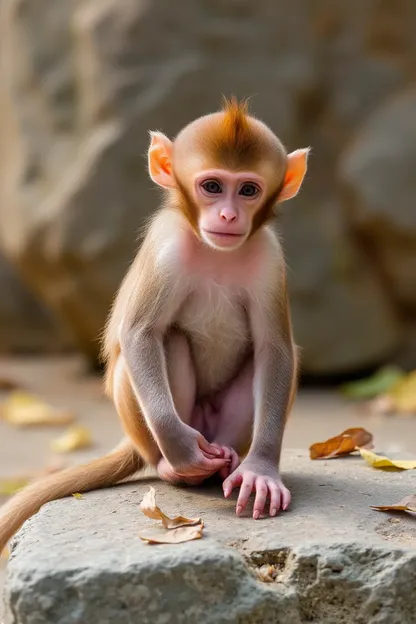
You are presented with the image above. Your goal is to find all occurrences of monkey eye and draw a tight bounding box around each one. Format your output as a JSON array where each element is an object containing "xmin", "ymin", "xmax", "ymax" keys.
[
  {"xmin": 239, "ymin": 183, "xmax": 260, "ymax": 198},
  {"xmin": 201, "ymin": 179, "xmax": 222, "ymax": 194}
]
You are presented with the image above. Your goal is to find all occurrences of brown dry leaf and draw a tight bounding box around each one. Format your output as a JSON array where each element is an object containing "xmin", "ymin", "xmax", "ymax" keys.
[
  {"xmin": 139, "ymin": 486, "xmax": 201, "ymax": 529},
  {"xmin": 359, "ymin": 447, "xmax": 416, "ymax": 470},
  {"xmin": 309, "ymin": 428, "xmax": 373, "ymax": 460},
  {"xmin": 0, "ymin": 377, "xmax": 20, "ymax": 392},
  {"xmin": 1, "ymin": 391, "xmax": 75, "ymax": 427},
  {"xmin": 139, "ymin": 522, "xmax": 204, "ymax": 544},
  {"xmin": 50, "ymin": 425, "xmax": 93, "ymax": 453},
  {"xmin": 256, "ymin": 564, "xmax": 278, "ymax": 583},
  {"xmin": 370, "ymin": 494, "xmax": 416, "ymax": 514}
]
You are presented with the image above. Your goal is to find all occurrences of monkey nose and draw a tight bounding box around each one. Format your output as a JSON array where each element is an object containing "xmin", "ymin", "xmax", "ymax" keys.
[{"xmin": 220, "ymin": 210, "xmax": 237, "ymax": 223}]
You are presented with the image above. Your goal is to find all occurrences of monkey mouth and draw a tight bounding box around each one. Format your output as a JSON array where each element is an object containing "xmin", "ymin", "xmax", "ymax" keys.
[{"xmin": 204, "ymin": 230, "xmax": 245, "ymax": 239}]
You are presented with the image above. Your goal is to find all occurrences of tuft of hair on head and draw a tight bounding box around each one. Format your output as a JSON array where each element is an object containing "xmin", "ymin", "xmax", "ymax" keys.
[{"xmin": 219, "ymin": 95, "xmax": 252, "ymax": 151}]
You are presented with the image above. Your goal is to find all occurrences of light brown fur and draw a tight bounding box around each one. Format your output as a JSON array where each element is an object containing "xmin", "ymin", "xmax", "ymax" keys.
[{"xmin": 0, "ymin": 98, "xmax": 309, "ymax": 553}]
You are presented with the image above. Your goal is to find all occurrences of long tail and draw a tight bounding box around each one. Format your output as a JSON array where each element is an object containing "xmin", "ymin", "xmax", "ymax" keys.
[{"xmin": 0, "ymin": 439, "xmax": 142, "ymax": 553}]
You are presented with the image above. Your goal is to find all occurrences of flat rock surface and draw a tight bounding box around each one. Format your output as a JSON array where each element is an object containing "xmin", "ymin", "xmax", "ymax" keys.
[{"xmin": 3, "ymin": 449, "xmax": 416, "ymax": 624}]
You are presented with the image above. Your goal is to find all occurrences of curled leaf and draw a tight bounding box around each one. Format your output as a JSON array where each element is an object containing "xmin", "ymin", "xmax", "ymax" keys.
[
  {"xmin": 309, "ymin": 428, "xmax": 373, "ymax": 460},
  {"xmin": 139, "ymin": 522, "xmax": 204, "ymax": 544},
  {"xmin": 50, "ymin": 425, "xmax": 93, "ymax": 453},
  {"xmin": 340, "ymin": 366, "xmax": 405, "ymax": 400},
  {"xmin": 359, "ymin": 447, "xmax": 416, "ymax": 470},
  {"xmin": 370, "ymin": 494, "xmax": 416, "ymax": 514},
  {"xmin": 140, "ymin": 486, "xmax": 201, "ymax": 529},
  {"xmin": 1, "ymin": 391, "xmax": 74, "ymax": 427}
]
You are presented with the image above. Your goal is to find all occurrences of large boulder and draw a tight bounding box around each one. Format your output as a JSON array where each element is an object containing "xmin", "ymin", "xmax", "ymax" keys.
[
  {"xmin": 0, "ymin": 0, "xmax": 413, "ymax": 373},
  {"xmin": 0, "ymin": 252, "xmax": 70, "ymax": 353},
  {"xmin": 3, "ymin": 450, "xmax": 416, "ymax": 623}
]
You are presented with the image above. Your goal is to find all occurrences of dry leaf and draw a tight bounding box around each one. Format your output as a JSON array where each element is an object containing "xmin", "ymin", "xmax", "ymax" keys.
[
  {"xmin": 1, "ymin": 391, "xmax": 74, "ymax": 427},
  {"xmin": 256, "ymin": 564, "xmax": 278, "ymax": 582},
  {"xmin": 340, "ymin": 366, "xmax": 405, "ymax": 400},
  {"xmin": 139, "ymin": 522, "xmax": 204, "ymax": 544},
  {"xmin": 359, "ymin": 447, "xmax": 416, "ymax": 470},
  {"xmin": 0, "ymin": 377, "xmax": 20, "ymax": 392},
  {"xmin": 0, "ymin": 477, "xmax": 29, "ymax": 496},
  {"xmin": 387, "ymin": 370, "xmax": 416, "ymax": 414},
  {"xmin": 72, "ymin": 492, "xmax": 84, "ymax": 500},
  {"xmin": 140, "ymin": 486, "xmax": 201, "ymax": 529},
  {"xmin": 50, "ymin": 425, "xmax": 93, "ymax": 453},
  {"xmin": 309, "ymin": 428, "xmax": 373, "ymax": 460},
  {"xmin": 370, "ymin": 494, "xmax": 416, "ymax": 514}
]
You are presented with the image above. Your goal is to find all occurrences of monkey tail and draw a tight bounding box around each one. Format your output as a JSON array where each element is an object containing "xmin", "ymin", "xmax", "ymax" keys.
[{"xmin": 0, "ymin": 439, "xmax": 142, "ymax": 554}]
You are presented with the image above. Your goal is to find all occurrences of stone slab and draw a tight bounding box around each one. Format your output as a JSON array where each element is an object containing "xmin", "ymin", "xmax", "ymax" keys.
[{"xmin": 3, "ymin": 450, "xmax": 416, "ymax": 624}]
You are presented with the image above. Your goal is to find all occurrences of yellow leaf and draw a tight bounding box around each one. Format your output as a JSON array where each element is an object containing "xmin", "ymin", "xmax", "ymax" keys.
[
  {"xmin": 139, "ymin": 522, "xmax": 204, "ymax": 544},
  {"xmin": 50, "ymin": 425, "xmax": 93, "ymax": 453},
  {"xmin": 1, "ymin": 391, "xmax": 75, "ymax": 427},
  {"xmin": 370, "ymin": 494, "xmax": 416, "ymax": 514},
  {"xmin": 388, "ymin": 370, "xmax": 416, "ymax": 414},
  {"xmin": 139, "ymin": 486, "xmax": 201, "ymax": 529},
  {"xmin": 359, "ymin": 447, "xmax": 416, "ymax": 470},
  {"xmin": 0, "ymin": 477, "xmax": 28, "ymax": 496},
  {"xmin": 72, "ymin": 492, "xmax": 84, "ymax": 500}
]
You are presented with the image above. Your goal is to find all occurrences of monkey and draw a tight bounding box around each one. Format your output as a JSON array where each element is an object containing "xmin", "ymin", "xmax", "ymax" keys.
[{"xmin": 0, "ymin": 97, "xmax": 309, "ymax": 554}]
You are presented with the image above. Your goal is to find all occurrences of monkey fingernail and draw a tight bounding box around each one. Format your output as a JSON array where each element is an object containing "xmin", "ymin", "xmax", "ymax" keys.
[
  {"xmin": 271, "ymin": 508, "xmax": 277, "ymax": 516},
  {"xmin": 253, "ymin": 510, "xmax": 260, "ymax": 520},
  {"xmin": 236, "ymin": 505, "xmax": 243, "ymax": 515}
]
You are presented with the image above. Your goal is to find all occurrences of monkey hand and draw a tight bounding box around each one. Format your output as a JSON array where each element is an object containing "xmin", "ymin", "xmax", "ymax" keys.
[
  {"xmin": 209, "ymin": 443, "xmax": 240, "ymax": 479},
  {"xmin": 222, "ymin": 457, "xmax": 291, "ymax": 519},
  {"xmin": 158, "ymin": 423, "xmax": 230, "ymax": 485}
]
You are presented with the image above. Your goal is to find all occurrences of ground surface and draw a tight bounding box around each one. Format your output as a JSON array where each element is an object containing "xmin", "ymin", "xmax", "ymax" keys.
[{"xmin": 1, "ymin": 356, "xmax": 415, "ymax": 622}]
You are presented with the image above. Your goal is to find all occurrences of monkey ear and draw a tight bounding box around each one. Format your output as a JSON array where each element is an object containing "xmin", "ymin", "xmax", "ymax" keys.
[
  {"xmin": 277, "ymin": 148, "xmax": 310, "ymax": 202},
  {"xmin": 148, "ymin": 131, "xmax": 175, "ymax": 188}
]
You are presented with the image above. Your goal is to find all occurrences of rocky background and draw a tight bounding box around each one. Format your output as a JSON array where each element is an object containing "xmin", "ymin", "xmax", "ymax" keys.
[{"xmin": 0, "ymin": 0, "xmax": 415, "ymax": 377}]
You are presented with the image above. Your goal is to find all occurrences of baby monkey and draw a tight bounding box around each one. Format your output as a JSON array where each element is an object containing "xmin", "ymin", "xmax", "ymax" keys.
[{"xmin": 0, "ymin": 98, "xmax": 309, "ymax": 552}]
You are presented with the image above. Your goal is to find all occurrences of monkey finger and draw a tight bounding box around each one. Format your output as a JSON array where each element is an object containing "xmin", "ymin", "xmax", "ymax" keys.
[
  {"xmin": 281, "ymin": 484, "xmax": 291, "ymax": 511},
  {"xmin": 236, "ymin": 474, "xmax": 255, "ymax": 515},
  {"xmin": 222, "ymin": 470, "xmax": 243, "ymax": 498},
  {"xmin": 230, "ymin": 449, "xmax": 240, "ymax": 474},
  {"xmin": 268, "ymin": 482, "xmax": 282, "ymax": 517},
  {"xmin": 252, "ymin": 477, "xmax": 268, "ymax": 519},
  {"xmin": 200, "ymin": 456, "xmax": 230, "ymax": 475},
  {"xmin": 197, "ymin": 434, "xmax": 223, "ymax": 457}
]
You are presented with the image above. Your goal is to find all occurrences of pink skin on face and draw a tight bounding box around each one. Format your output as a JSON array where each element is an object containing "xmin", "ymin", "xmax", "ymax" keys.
[{"xmin": 194, "ymin": 169, "xmax": 266, "ymax": 250}]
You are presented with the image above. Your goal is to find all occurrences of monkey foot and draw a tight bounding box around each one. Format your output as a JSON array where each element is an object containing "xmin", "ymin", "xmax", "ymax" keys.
[{"xmin": 222, "ymin": 459, "xmax": 291, "ymax": 519}]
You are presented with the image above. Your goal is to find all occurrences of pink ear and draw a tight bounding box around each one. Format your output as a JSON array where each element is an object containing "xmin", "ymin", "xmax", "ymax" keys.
[
  {"xmin": 148, "ymin": 132, "xmax": 175, "ymax": 188},
  {"xmin": 278, "ymin": 148, "xmax": 310, "ymax": 202}
]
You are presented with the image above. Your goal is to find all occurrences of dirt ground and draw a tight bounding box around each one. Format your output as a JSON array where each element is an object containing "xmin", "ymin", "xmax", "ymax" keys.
[{"xmin": 1, "ymin": 355, "xmax": 415, "ymax": 612}]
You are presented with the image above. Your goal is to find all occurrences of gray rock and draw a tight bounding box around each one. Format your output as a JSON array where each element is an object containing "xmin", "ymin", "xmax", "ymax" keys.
[
  {"xmin": 0, "ymin": 252, "xmax": 71, "ymax": 353},
  {"xmin": 339, "ymin": 88, "xmax": 416, "ymax": 310},
  {"xmin": 0, "ymin": 0, "xmax": 414, "ymax": 372},
  {"xmin": 3, "ymin": 450, "xmax": 416, "ymax": 623}
]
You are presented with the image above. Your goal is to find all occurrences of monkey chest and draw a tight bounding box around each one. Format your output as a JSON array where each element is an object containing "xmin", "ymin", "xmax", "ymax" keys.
[{"xmin": 177, "ymin": 285, "xmax": 251, "ymax": 394}]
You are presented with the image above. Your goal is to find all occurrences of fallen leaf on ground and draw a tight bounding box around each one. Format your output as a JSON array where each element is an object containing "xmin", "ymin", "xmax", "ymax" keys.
[
  {"xmin": 309, "ymin": 428, "xmax": 373, "ymax": 460},
  {"xmin": 72, "ymin": 492, "xmax": 84, "ymax": 500},
  {"xmin": 139, "ymin": 522, "xmax": 204, "ymax": 544},
  {"xmin": 1, "ymin": 391, "xmax": 75, "ymax": 427},
  {"xmin": 370, "ymin": 494, "xmax": 416, "ymax": 514},
  {"xmin": 387, "ymin": 370, "xmax": 416, "ymax": 414},
  {"xmin": 50, "ymin": 425, "xmax": 93, "ymax": 453},
  {"xmin": 139, "ymin": 486, "xmax": 201, "ymax": 529},
  {"xmin": 0, "ymin": 377, "xmax": 20, "ymax": 392},
  {"xmin": 359, "ymin": 447, "xmax": 416, "ymax": 470},
  {"xmin": 339, "ymin": 366, "xmax": 405, "ymax": 400},
  {"xmin": 0, "ymin": 460, "xmax": 66, "ymax": 496},
  {"xmin": 0, "ymin": 477, "xmax": 29, "ymax": 496},
  {"xmin": 256, "ymin": 564, "xmax": 278, "ymax": 582}
]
